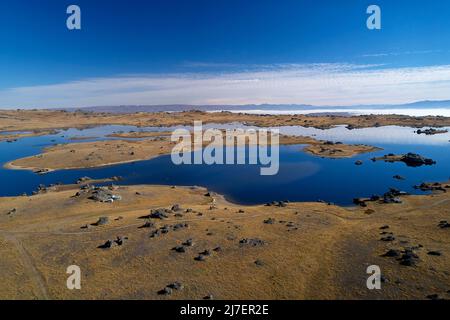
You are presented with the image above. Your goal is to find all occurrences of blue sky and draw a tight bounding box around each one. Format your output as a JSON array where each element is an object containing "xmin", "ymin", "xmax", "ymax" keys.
[{"xmin": 1, "ymin": 0, "xmax": 450, "ymax": 108}]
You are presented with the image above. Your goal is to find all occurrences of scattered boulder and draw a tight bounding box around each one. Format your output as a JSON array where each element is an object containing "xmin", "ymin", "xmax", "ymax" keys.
[
  {"xmin": 438, "ymin": 221, "xmax": 450, "ymax": 229},
  {"xmin": 195, "ymin": 254, "xmax": 207, "ymax": 261},
  {"xmin": 400, "ymin": 153, "xmax": 436, "ymax": 167},
  {"xmin": 76, "ymin": 176, "xmax": 91, "ymax": 184},
  {"xmin": 239, "ymin": 238, "xmax": 266, "ymax": 247},
  {"xmin": 158, "ymin": 287, "xmax": 172, "ymax": 296},
  {"xmin": 93, "ymin": 216, "xmax": 109, "ymax": 226},
  {"xmin": 167, "ymin": 282, "xmax": 184, "ymax": 290},
  {"xmin": 265, "ymin": 201, "xmax": 288, "ymax": 207},
  {"xmin": 427, "ymin": 251, "xmax": 442, "ymax": 256},
  {"xmin": 380, "ymin": 235, "xmax": 396, "ymax": 242},
  {"xmin": 149, "ymin": 208, "xmax": 170, "ymax": 219},
  {"xmin": 355, "ymin": 160, "xmax": 363, "ymax": 166},
  {"xmin": 353, "ymin": 198, "xmax": 367, "ymax": 207},
  {"xmin": 200, "ymin": 249, "xmax": 212, "ymax": 256},
  {"xmin": 89, "ymin": 188, "xmax": 121, "ymax": 203},
  {"xmin": 399, "ymin": 248, "xmax": 419, "ymax": 267},
  {"xmin": 263, "ymin": 218, "xmax": 276, "ymax": 224},
  {"xmin": 383, "ymin": 188, "xmax": 406, "ymax": 204},
  {"xmin": 393, "ymin": 175, "xmax": 405, "ymax": 180},
  {"xmin": 173, "ymin": 246, "xmax": 186, "ymax": 253},
  {"xmin": 98, "ymin": 236, "xmax": 128, "ymax": 249},
  {"xmin": 254, "ymin": 259, "xmax": 265, "ymax": 266},
  {"xmin": 173, "ymin": 223, "xmax": 189, "ymax": 231},
  {"xmin": 414, "ymin": 182, "xmax": 447, "ymax": 192},
  {"xmin": 382, "ymin": 249, "xmax": 401, "ymax": 257},
  {"xmin": 139, "ymin": 221, "xmax": 155, "ymax": 228},
  {"xmin": 371, "ymin": 153, "xmax": 436, "ymax": 167},
  {"xmin": 416, "ymin": 128, "xmax": 448, "ymax": 135}
]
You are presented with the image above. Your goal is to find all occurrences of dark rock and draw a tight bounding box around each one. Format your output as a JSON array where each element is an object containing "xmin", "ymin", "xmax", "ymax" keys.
[
  {"xmin": 149, "ymin": 209, "xmax": 169, "ymax": 219},
  {"xmin": 150, "ymin": 229, "xmax": 163, "ymax": 238},
  {"xmin": 89, "ymin": 188, "xmax": 121, "ymax": 203},
  {"xmin": 379, "ymin": 225, "xmax": 390, "ymax": 230},
  {"xmin": 167, "ymin": 282, "xmax": 184, "ymax": 290},
  {"xmin": 200, "ymin": 249, "xmax": 212, "ymax": 256},
  {"xmin": 401, "ymin": 153, "xmax": 436, "ymax": 167},
  {"xmin": 183, "ymin": 239, "xmax": 194, "ymax": 246},
  {"xmin": 171, "ymin": 204, "xmax": 181, "ymax": 212},
  {"xmin": 203, "ymin": 294, "xmax": 213, "ymax": 300},
  {"xmin": 93, "ymin": 216, "xmax": 109, "ymax": 226},
  {"xmin": 427, "ymin": 251, "xmax": 442, "ymax": 256},
  {"xmin": 438, "ymin": 220, "xmax": 450, "ymax": 229},
  {"xmin": 239, "ymin": 238, "xmax": 266, "ymax": 247},
  {"xmin": 254, "ymin": 259, "xmax": 265, "ymax": 266},
  {"xmin": 380, "ymin": 235, "xmax": 396, "ymax": 242},
  {"xmin": 98, "ymin": 236, "xmax": 128, "ymax": 249},
  {"xmin": 398, "ymin": 248, "xmax": 419, "ymax": 267},
  {"xmin": 195, "ymin": 255, "xmax": 207, "ymax": 261},
  {"xmin": 382, "ymin": 249, "xmax": 401, "ymax": 257},
  {"xmin": 98, "ymin": 240, "xmax": 115, "ymax": 249},
  {"xmin": 353, "ymin": 198, "xmax": 367, "ymax": 207},
  {"xmin": 416, "ymin": 128, "xmax": 448, "ymax": 135},
  {"xmin": 414, "ymin": 182, "xmax": 446, "ymax": 192},
  {"xmin": 173, "ymin": 223, "xmax": 188, "ymax": 231},
  {"xmin": 263, "ymin": 218, "xmax": 276, "ymax": 224},
  {"xmin": 139, "ymin": 221, "xmax": 155, "ymax": 229},
  {"xmin": 6, "ymin": 208, "xmax": 16, "ymax": 216},
  {"xmin": 76, "ymin": 176, "xmax": 91, "ymax": 184},
  {"xmin": 158, "ymin": 287, "xmax": 172, "ymax": 295},
  {"xmin": 355, "ymin": 160, "xmax": 363, "ymax": 166},
  {"xmin": 115, "ymin": 236, "xmax": 128, "ymax": 246},
  {"xmin": 173, "ymin": 246, "xmax": 186, "ymax": 253}
]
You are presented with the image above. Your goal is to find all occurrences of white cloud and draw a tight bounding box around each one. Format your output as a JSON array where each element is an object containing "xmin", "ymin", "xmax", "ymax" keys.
[{"xmin": 1, "ymin": 63, "xmax": 450, "ymax": 108}]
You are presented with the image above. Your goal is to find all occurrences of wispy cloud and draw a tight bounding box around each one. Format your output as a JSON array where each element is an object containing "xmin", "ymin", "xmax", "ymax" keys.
[
  {"xmin": 361, "ymin": 50, "xmax": 442, "ymax": 58},
  {"xmin": 1, "ymin": 63, "xmax": 450, "ymax": 108}
]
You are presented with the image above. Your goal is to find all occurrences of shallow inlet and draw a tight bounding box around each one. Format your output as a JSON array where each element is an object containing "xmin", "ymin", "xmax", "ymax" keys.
[{"xmin": 1, "ymin": 124, "xmax": 450, "ymax": 205}]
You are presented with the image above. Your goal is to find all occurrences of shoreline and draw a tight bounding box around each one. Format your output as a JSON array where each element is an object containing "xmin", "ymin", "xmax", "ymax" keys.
[
  {"xmin": 3, "ymin": 110, "xmax": 450, "ymax": 134},
  {"xmin": 3, "ymin": 133, "xmax": 381, "ymax": 173}
]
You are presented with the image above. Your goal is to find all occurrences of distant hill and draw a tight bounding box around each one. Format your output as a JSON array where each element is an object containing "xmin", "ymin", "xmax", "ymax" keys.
[{"xmin": 61, "ymin": 100, "xmax": 450, "ymax": 114}]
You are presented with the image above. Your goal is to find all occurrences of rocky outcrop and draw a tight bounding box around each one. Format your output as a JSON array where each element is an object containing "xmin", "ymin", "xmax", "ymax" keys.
[
  {"xmin": 371, "ymin": 153, "xmax": 436, "ymax": 167},
  {"xmin": 416, "ymin": 128, "xmax": 448, "ymax": 135}
]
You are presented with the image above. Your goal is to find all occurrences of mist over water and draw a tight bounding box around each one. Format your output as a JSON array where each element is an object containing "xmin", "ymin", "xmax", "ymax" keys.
[{"xmin": 215, "ymin": 108, "xmax": 450, "ymax": 117}]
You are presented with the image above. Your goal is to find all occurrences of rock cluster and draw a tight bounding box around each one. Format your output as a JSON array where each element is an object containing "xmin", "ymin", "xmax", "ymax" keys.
[
  {"xmin": 98, "ymin": 236, "xmax": 128, "ymax": 249},
  {"xmin": 416, "ymin": 128, "xmax": 448, "ymax": 135}
]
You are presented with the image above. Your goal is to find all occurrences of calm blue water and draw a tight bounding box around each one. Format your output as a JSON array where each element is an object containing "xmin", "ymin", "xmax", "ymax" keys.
[{"xmin": 1, "ymin": 125, "xmax": 450, "ymax": 205}]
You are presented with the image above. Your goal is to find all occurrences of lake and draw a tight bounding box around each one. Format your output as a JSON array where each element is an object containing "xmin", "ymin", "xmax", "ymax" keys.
[{"xmin": 1, "ymin": 124, "xmax": 450, "ymax": 205}]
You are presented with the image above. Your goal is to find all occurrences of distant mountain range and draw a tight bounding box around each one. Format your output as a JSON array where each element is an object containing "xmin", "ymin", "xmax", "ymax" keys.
[{"xmin": 62, "ymin": 100, "xmax": 450, "ymax": 114}]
